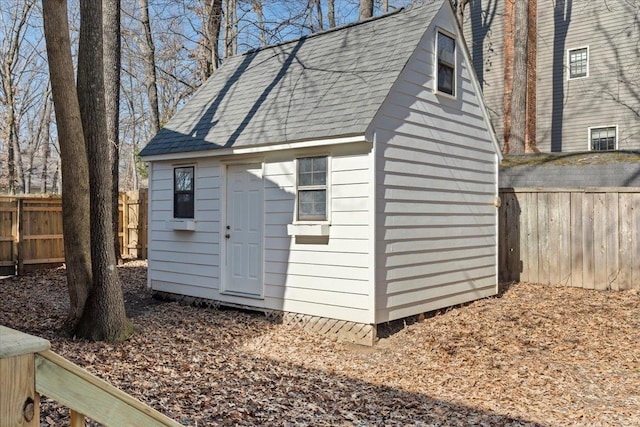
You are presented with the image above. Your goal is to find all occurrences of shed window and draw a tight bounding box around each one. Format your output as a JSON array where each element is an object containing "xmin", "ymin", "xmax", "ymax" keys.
[
  {"xmin": 568, "ymin": 47, "xmax": 588, "ymax": 79},
  {"xmin": 436, "ymin": 31, "xmax": 456, "ymax": 96},
  {"xmin": 174, "ymin": 166, "xmax": 194, "ymax": 218},
  {"xmin": 590, "ymin": 126, "xmax": 617, "ymax": 151},
  {"xmin": 297, "ymin": 157, "xmax": 327, "ymax": 221}
]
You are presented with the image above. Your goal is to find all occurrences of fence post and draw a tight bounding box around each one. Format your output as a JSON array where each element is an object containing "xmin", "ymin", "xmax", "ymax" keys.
[
  {"xmin": 140, "ymin": 188, "xmax": 148, "ymax": 259},
  {"xmin": 16, "ymin": 199, "xmax": 24, "ymax": 275},
  {"xmin": 122, "ymin": 192, "xmax": 129, "ymax": 258}
]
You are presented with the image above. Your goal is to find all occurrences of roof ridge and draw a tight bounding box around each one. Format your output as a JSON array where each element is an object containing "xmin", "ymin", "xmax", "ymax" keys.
[{"xmin": 240, "ymin": 5, "xmax": 412, "ymax": 57}]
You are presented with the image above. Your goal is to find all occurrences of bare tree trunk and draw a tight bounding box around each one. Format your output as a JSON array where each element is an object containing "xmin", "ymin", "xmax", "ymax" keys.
[
  {"xmin": 250, "ymin": 0, "xmax": 265, "ymax": 47},
  {"xmin": 40, "ymin": 98, "xmax": 52, "ymax": 193},
  {"xmin": 104, "ymin": 0, "xmax": 122, "ymax": 264},
  {"xmin": 455, "ymin": 0, "xmax": 469, "ymax": 28},
  {"xmin": 509, "ymin": 0, "xmax": 528, "ymax": 154},
  {"xmin": 4, "ymin": 78, "xmax": 25, "ymax": 194},
  {"xmin": 138, "ymin": 0, "xmax": 160, "ymax": 135},
  {"xmin": 76, "ymin": 0, "xmax": 131, "ymax": 342},
  {"xmin": 131, "ymin": 146, "xmax": 138, "ymax": 190},
  {"xmin": 205, "ymin": 0, "xmax": 223, "ymax": 79},
  {"xmin": 503, "ymin": 0, "xmax": 514, "ymax": 154},
  {"xmin": 42, "ymin": 0, "xmax": 93, "ymax": 330},
  {"xmin": 328, "ymin": 0, "xmax": 335, "ymax": 28},
  {"xmin": 525, "ymin": 0, "xmax": 537, "ymax": 152},
  {"xmin": 51, "ymin": 160, "xmax": 60, "ymax": 194},
  {"xmin": 359, "ymin": 0, "xmax": 373, "ymax": 20},
  {"xmin": 314, "ymin": 0, "xmax": 323, "ymax": 31},
  {"xmin": 1, "ymin": 1, "xmax": 33, "ymax": 195},
  {"xmin": 224, "ymin": 0, "xmax": 237, "ymax": 58}
]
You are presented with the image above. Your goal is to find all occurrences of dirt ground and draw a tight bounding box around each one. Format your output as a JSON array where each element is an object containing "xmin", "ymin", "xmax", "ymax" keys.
[{"xmin": 1, "ymin": 261, "xmax": 638, "ymax": 426}]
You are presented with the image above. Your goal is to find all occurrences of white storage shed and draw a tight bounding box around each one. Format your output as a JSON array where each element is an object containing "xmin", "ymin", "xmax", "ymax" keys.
[{"xmin": 139, "ymin": 0, "xmax": 501, "ymax": 345}]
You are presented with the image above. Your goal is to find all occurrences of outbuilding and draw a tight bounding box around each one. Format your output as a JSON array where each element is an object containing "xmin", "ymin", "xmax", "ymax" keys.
[{"xmin": 139, "ymin": 0, "xmax": 502, "ymax": 345}]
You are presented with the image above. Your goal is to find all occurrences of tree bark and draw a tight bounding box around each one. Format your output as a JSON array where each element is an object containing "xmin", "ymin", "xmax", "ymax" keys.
[
  {"xmin": 509, "ymin": 0, "xmax": 529, "ymax": 154},
  {"xmin": 205, "ymin": 0, "xmax": 223, "ymax": 78},
  {"xmin": 224, "ymin": 0, "xmax": 237, "ymax": 58},
  {"xmin": 328, "ymin": 0, "xmax": 335, "ymax": 28},
  {"xmin": 103, "ymin": 0, "xmax": 122, "ymax": 264},
  {"xmin": 314, "ymin": 0, "xmax": 323, "ymax": 32},
  {"xmin": 76, "ymin": 0, "xmax": 131, "ymax": 342},
  {"xmin": 40, "ymin": 98, "xmax": 52, "ymax": 194},
  {"xmin": 42, "ymin": 0, "xmax": 93, "ymax": 329},
  {"xmin": 138, "ymin": 0, "xmax": 160, "ymax": 135},
  {"xmin": 359, "ymin": 0, "xmax": 373, "ymax": 20},
  {"xmin": 525, "ymin": 0, "xmax": 537, "ymax": 152},
  {"xmin": 455, "ymin": 0, "xmax": 470, "ymax": 28},
  {"xmin": 1, "ymin": 1, "xmax": 33, "ymax": 195}
]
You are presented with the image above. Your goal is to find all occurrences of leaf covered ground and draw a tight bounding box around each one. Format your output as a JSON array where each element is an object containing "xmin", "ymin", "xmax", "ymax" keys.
[{"xmin": 1, "ymin": 262, "xmax": 638, "ymax": 426}]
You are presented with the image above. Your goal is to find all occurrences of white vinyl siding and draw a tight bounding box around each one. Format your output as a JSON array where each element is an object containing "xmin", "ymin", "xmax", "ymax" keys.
[
  {"xmin": 369, "ymin": 7, "xmax": 498, "ymax": 324},
  {"xmin": 262, "ymin": 146, "xmax": 372, "ymax": 323},
  {"xmin": 147, "ymin": 144, "xmax": 373, "ymax": 324},
  {"xmin": 148, "ymin": 159, "xmax": 221, "ymax": 297}
]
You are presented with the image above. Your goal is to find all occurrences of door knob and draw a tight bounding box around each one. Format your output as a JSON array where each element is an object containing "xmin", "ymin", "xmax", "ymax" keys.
[{"xmin": 225, "ymin": 234, "xmax": 230, "ymax": 239}]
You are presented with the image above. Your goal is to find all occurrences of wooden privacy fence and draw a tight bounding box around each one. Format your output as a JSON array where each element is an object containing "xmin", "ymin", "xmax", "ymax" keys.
[
  {"xmin": 499, "ymin": 187, "xmax": 640, "ymax": 290},
  {"xmin": 0, "ymin": 190, "xmax": 147, "ymax": 275}
]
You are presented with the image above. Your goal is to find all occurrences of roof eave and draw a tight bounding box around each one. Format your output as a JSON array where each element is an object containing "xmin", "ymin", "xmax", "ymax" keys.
[{"xmin": 140, "ymin": 134, "xmax": 369, "ymax": 162}]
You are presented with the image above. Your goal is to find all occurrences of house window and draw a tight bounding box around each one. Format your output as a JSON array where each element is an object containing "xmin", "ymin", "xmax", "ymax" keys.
[
  {"xmin": 590, "ymin": 126, "xmax": 617, "ymax": 151},
  {"xmin": 436, "ymin": 31, "xmax": 456, "ymax": 96},
  {"xmin": 568, "ymin": 47, "xmax": 588, "ymax": 79},
  {"xmin": 297, "ymin": 156, "xmax": 327, "ymax": 221},
  {"xmin": 174, "ymin": 166, "xmax": 194, "ymax": 218}
]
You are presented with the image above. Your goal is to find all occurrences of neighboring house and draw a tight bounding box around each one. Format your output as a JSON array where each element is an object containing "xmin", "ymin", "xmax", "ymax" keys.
[
  {"xmin": 139, "ymin": 1, "xmax": 501, "ymax": 345},
  {"xmin": 463, "ymin": 0, "xmax": 640, "ymax": 153}
]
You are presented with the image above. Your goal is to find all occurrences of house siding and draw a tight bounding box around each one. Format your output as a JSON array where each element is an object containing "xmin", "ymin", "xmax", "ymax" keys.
[
  {"xmin": 462, "ymin": 0, "xmax": 505, "ymax": 147},
  {"xmin": 536, "ymin": 0, "xmax": 640, "ymax": 152},
  {"xmin": 464, "ymin": 0, "xmax": 640, "ymax": 153},
  {"xmin": 147, "ymin": 143, "xmax": 373, "ymax": 324},
  {"xmin": 148, "ymin": 159, "xmax": 222, "ymax": 299},
  {"xmin": 370, "ymin": 6, "xmax": 499, "ymax": 324}
]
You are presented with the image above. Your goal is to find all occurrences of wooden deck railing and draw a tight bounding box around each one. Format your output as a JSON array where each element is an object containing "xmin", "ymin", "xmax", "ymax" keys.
[{"xmin": 0, "ymin": 326, "xmax": 180, "ymax": 427}]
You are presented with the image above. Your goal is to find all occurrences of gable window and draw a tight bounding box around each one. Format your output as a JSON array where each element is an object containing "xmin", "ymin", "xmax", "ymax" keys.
[
  {"xmin": 590, "ymin": 126, "xmax": 617, "ymax": 151},
  {"xmin": 297, "ymin": 156, "xmax": 327, "ymax": 221},
  {"xmin": 174, "ymin": 166, "xmax": 194, "ymax": 218},
  {"xmin": 568, "ymin": 47, "xmax": 588, "ymax": 79},
  {"xmin": 436, "ymin": 31, "xmax": 456, "ymax": 96}
]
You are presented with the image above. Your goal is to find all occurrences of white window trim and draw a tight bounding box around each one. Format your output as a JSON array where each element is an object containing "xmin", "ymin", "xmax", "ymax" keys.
[
  {"xmin": 172, "ymin": 163, "xmax": 196, "ymax": 220},
  {"xmin": 587, "ymin": 125, "xmax": 618, "ymax": 151},
  {"xmin": 435, "ymin": 28, "xmax": 457, "ymax": 99},
  {"xmin": 292, "ymin": 154, "xmax": 331, "ymax": 225},
  {"xmin": 567, "ymin": 46, "xmax": 589, "ymax": 80}
]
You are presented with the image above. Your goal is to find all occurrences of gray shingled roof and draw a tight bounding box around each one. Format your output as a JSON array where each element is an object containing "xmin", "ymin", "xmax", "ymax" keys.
[{"xmin": 139, "ymin": 2, "xmax": 442, "ymax": 157}]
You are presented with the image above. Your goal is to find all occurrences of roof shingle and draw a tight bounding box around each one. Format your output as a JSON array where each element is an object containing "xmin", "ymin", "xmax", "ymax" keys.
[{"xmin": 140, "ymin": 3, "xmax": 442, "ymax": 157}]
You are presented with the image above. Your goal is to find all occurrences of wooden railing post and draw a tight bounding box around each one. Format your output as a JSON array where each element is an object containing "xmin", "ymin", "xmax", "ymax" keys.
[
  {"xmin": 0, "ymin": 326, "xmax": 50, "ymax": 427},
  {"xmin": 70, "ymin": 409, "xmax": 85, "ymax": 427}
]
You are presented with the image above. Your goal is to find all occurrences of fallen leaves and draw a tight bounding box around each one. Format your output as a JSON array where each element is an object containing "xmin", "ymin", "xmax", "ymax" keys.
[{"xmin": 1, "ymin": 263, "xmax": 638, "ymax": 426}]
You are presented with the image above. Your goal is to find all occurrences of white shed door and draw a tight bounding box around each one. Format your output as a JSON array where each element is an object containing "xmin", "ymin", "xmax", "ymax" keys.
[{"xmin": 224, "ymin": 164, "xmax": 264, "ymax": 296}]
